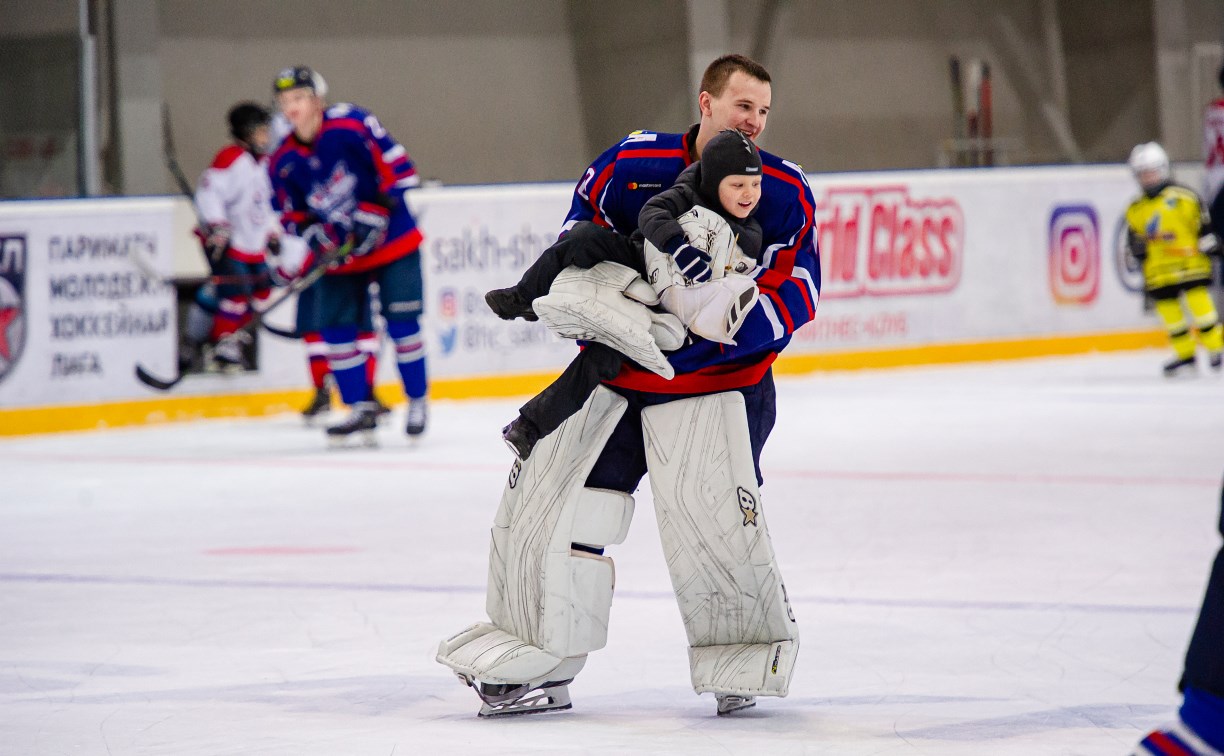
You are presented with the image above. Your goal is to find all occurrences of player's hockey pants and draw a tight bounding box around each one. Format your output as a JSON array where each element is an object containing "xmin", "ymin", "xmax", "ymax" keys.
[{"xmin": 583, "ymin": 369, "xmax": 777, "ymax": 493}]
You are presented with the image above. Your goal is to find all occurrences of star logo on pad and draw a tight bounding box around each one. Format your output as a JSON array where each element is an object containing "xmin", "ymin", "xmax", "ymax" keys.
[{"xmin": 737, "ymin": 486, "xmax": 758, "ymax": 527}]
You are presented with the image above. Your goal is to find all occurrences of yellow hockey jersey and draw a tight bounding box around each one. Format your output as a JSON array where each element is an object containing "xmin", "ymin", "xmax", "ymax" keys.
[{"xmin": 1124, "ymin": 183, "xmax": 1213, "ymax": 290}]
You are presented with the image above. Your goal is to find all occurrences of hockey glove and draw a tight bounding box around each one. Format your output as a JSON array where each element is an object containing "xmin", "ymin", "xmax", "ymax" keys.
[
  {"xmin": 672, "ymin": 242, "xmax": 713, "ymax": 283},
  {"xmin": 351, "ymin": 202, "xmax": 390, "ymax": 257},
  {"xmin": 199, "ymin": 223, "xmax": 232, "ymax": 267},
  {"xmin": 264, "ymin": 235, "xmax": 290, "ymax": 286},
  {"xmin": 301, "ymin": 222, "xmax": 346, "ymax": 269}
]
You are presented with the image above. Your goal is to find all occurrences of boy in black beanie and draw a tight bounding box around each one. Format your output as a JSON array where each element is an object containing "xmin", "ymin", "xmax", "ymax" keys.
[{"xmin": 492, "ymin": 129, "xmax": 766, "ymax": 459}]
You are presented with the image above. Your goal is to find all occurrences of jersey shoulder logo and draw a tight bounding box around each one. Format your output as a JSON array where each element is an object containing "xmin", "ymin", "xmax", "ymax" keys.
[{"xmin": 621, "ymin": 131, "xmax": 659, "ymax": 146}]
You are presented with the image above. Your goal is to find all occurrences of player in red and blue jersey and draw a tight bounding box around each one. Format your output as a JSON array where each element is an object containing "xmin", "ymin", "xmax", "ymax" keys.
[{"xmin": 268, "ymin": 66, "xmax": 427, "ymax": 443}]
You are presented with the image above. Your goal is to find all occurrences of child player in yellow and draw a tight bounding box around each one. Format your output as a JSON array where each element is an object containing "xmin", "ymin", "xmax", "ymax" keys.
[{"xmin": 1125, "ymin": 142, "xmax": 1224, "ymax": 376}]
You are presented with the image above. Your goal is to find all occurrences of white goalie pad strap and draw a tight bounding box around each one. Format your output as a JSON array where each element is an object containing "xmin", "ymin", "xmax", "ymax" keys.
[
  {"xmin": 690, "ymin": 638, "xmax": 799, "ymax": 697},
  {"xmin": 485, "ymin": 386, "xmax": 632, "ymax": 660},
  {"xmin": 571, "ymin": 488, "xmax": 635, "ymax": 547},
  {"xmin": 642, "ymin": 392, "xmax": 799, "ymax": 655},
  {"xmin": 533, "ymin": 262, "xmax": 675, "ymax": 379}
]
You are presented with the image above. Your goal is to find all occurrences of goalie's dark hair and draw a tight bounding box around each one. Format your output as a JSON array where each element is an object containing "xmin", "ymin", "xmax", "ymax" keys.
[{"xmin": 700, "ymin": 54, "xmax": 771, "ymax": 98}]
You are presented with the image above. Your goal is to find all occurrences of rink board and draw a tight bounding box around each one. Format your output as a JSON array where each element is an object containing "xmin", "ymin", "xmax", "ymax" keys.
[{"xmin": 0, "ymin": 164, "xmax": 1175, "ymax": 434}]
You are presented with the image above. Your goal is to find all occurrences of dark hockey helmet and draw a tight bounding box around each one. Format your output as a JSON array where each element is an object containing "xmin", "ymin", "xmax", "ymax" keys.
[
  {"xmin": 228, "ymin": 102, "xmax": 271, "ymax": 143},
  {"xmin": 273, "ymin": 66, "xmax": 328, "ymax": 98},
  {"xmin": 699, "ymin": 129, "xmax": 762, "ymax": 204}
]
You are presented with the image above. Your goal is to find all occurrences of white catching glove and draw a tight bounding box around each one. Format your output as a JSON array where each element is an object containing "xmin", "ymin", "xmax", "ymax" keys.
[{"xmin": 659, "ymin": 273, "xmax": 760, "ymax": 345}]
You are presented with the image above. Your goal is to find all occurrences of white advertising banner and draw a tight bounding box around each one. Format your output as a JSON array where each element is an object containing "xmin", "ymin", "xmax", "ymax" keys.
[
  {"xmin": 411, "ymin": 184, "xmax": 581, "ymax": 378},
  {"xmin": 0, "ymin": 163, "xmax": 1184, "ymax": 413},
  {"xmin": 0, "ymin": 198, "xmax": 177, "ymax": 409},
  {"xmin": 789, "ymin": 165, "xmax": 1152, "ymax": 354}
]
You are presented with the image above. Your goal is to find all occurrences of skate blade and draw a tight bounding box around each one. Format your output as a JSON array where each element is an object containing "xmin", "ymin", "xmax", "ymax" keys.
[
  {"xmin": 477, "ymin": 686, "xmax": 572, "ymax": 718},
  {"xmin": 716, "ymin": 695, "xmax": 757, "ymax": 715},
  {"xmin": 326, "ymin": 431, "xmax": 379, "ymax": 449}
]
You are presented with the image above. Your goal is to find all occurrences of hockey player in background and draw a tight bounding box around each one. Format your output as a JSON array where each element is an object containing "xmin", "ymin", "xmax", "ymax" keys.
[
  {"xmin": 181, "ymin": 102, "xmax": 281, "ymax": 370},
  {"xmin": 437, "ymin": 54, "xmax": 818, "ymax": 717},
  {"xmin": 493, "ymin": 128, "xmax": 767, "ymax": 460},
  {"xmin": 1124, "ymin": 142, "xmax": 1223, "ymax": 376},
  {"xmin": 1204, "ymin": 64, "xmax": 1224, "ymax": 247},
  {"xmin": 268, "ymin": 66, "xmax": 428, "ymax": 443},
  {"xmin": 1132, "ymin": 480, "xmax": 1224, "ymax": 756}
]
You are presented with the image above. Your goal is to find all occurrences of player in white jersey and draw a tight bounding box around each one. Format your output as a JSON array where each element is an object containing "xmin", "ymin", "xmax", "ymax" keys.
[{"xmin": 181, "ymin": 103, "xmax": 282, "ymax": 369}]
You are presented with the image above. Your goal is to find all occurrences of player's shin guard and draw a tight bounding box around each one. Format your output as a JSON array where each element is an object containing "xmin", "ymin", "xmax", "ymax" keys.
[
  {"xmin": 386, "ymin": 318, "xmax": 427, "ymax": 401},
  {"xmin": 1155, "ymin": 298, "xmax": 1196, "ymax": 361},
  {"xmin": 321, "ymin": 325, "xmax": 371, "ymax": 405},
  {"xmin": 304, "ymin": 332, "xmax": 330, "ymax": 389},
  {"xmin": 1185, "ymin": 286, "xmax": 1224, "ymax": 354},
  {"xmin": 437, "ymin": 387, "xmax": 634, "ymax": 715},
  {"xmin": 641, "ymin": 392, "xmax": 799, "ymax": 702}
]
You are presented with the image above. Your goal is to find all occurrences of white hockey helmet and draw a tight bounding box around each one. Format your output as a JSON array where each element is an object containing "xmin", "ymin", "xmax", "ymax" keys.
[
  {"xmin": 273, "ymin": 66, "xmax": 328, "ymax": 99},
  {"xmin": 1128, "ymin": 141, "xmax": 1169, "ymax": 189}
]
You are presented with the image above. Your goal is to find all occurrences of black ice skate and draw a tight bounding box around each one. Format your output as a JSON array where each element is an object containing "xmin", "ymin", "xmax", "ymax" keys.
[
  {"xmin": 715, "ymin": 694, "xmax": 757, "ymax": 715},
  {"xmin": 484, "ymin": 287, "xmax": 538, "ymax": 321},
  {"xmin": 1163, "ymin": 355, "xmax": 1196, "ymax": 377},
  {"xmin": 468, "ymin": 678, "xmax": 574, "ymax": 718},
  {"xmin": 301, "ymin": 385, "xmax": 332, "ymax": 424},
  {"xmin": 1209, "ymin": 351, "xmax": 1222, "ymax": 372},
  {"xmin": 501, "ymin": 416, "xmax": 540, "ymax": 460},
  {"xmin": 370, "ymin": 394, "xmax": 393, "ymax": 420},
  {"xmin": 405, "ymin": 399, "xmax": 428, "ymax": 438},
  {"xmin": 326, "ymin": 402, "xmax": 379, "ymax": 447}
]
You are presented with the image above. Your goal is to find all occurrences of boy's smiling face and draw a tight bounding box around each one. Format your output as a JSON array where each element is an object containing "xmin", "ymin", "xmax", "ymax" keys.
[{"xmin": 718, "ymin": 174, "xmax": 762, "ymax": 219}]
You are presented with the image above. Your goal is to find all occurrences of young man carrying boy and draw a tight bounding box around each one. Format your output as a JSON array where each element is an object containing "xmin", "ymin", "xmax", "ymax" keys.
[{"xmin": 498, "ymin": 128, "xmax": 765, "ymax": 459}]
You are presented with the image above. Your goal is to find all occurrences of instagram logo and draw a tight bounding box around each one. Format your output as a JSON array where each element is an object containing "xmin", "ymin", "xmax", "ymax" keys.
[{"xmin": 1048, "ymin": 204, "xmax": 1100, "ymax": 305}]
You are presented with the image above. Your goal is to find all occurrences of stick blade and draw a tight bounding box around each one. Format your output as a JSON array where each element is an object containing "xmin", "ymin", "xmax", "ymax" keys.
[{"xmin": 135, "ymin": 364, "xmax": 183, "ymax": 391}]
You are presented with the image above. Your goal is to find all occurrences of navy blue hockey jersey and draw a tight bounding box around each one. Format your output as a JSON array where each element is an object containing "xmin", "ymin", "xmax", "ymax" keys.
[
  {"xmin": 268, "ymin": 103, "xmax": 422, "ymax": 274},
  {"xmin": 564, "ymin": 126, "xmax": 820, "ymax": 394}
]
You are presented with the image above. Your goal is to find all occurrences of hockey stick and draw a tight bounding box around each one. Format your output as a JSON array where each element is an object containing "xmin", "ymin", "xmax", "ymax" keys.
[
  {"xmin": 162, "ymin": 103, "xmax": 196, "ymax": 200},
  {"xmin": 134, "ymin": 242, "xmax": 351, "ymax": 390}
]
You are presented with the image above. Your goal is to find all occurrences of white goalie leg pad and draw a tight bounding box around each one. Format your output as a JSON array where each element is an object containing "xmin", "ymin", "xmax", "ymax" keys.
[
  {"xmin": 642, "ymin": 392, "xmax": 799, "ymax": 697},
  {"xmin": 659, "ymin": 274, "xmax": 760, "ymax": 345},
  {"xmin": 437, "ymin": 387, "xmax": 634, "ymax": 687},
  {"xmin": 532, "ymin": 262, "xmax": 675, "ymax": 379}
]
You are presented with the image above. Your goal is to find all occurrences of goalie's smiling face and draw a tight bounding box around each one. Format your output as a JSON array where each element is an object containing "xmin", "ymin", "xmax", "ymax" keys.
[
  {"xmin": 700, "ymin": 71, "xmax": 771, "ymax": 142},
  {"xmin": 718, "ymin": 174, "xmax": 763, "ymax": 219}
]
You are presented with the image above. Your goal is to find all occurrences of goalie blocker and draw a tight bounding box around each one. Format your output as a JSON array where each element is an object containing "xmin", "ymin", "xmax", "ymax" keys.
[{"xmin": 437, "ymin": 386, "xmax": 798, "ymax": 716}]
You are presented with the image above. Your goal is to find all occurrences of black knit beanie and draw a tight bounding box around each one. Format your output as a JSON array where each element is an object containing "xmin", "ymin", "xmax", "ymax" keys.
[{"xmin": 699, "ymin": 129, "xmax": 762, "ymax": 203}]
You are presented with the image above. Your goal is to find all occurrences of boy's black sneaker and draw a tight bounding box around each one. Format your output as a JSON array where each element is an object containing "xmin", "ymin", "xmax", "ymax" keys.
[
  {"xmin": 485, "ymin": 287, "xmax": 538, "ymax": 321},
  {"xmin": 502, "ymin": 416, "xmax": 541, "ymax": 460}
]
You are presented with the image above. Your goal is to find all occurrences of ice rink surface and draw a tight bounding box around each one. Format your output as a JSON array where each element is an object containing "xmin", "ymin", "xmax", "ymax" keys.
[{"xmin": 2, "ymin": 349, "xmax": 1223, "ymax": 755}]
